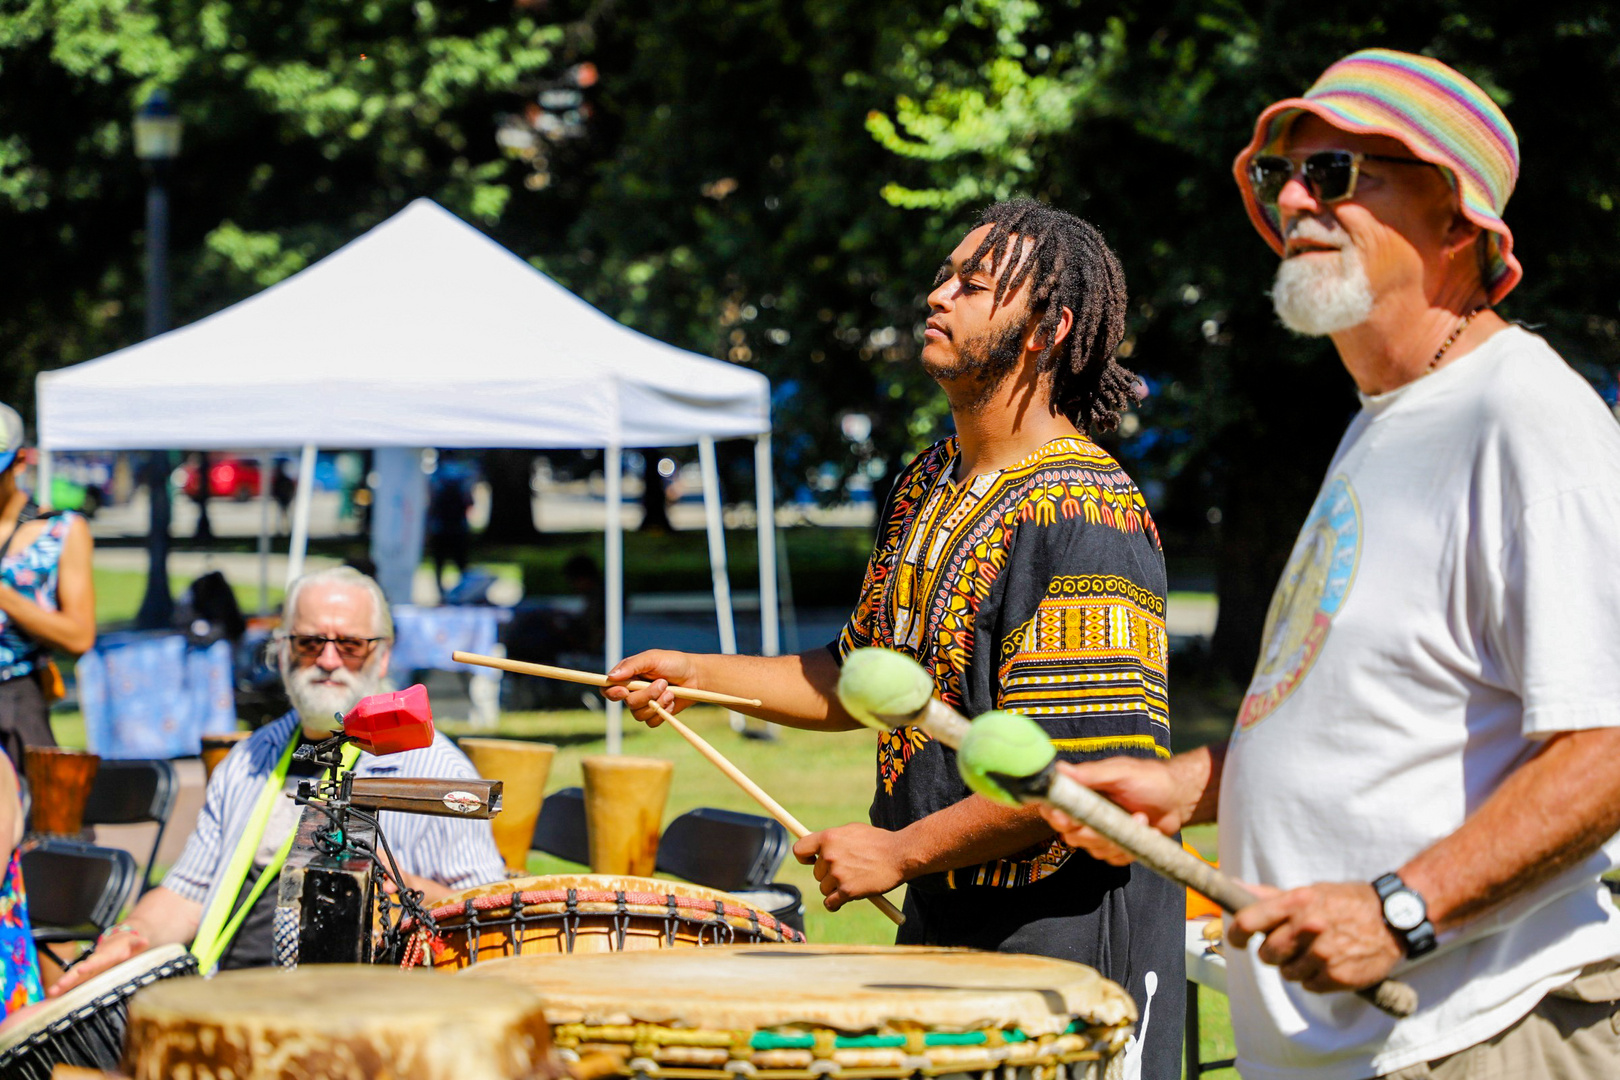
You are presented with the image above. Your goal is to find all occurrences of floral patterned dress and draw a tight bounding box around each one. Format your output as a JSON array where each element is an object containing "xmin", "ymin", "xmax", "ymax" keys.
[{"xmin": 0, "ymin": 848, "xmax": 43, "ymax": 1020}]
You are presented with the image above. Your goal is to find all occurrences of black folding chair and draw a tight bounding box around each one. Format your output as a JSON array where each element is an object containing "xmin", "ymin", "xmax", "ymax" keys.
[
  {"xmin": 21, "ymin": 838, "xmax": 139, "ymax": 946},
  {"xmin": 81, "ymin": 758, "xmax": 179, "ymax": 895},
  {"xmin": 654, "ymin": 807, "xmax": 792, "ymax": 893},
  {"xmin": 531, "ymin": 787, "xmax": 589, "ymax": 866}
]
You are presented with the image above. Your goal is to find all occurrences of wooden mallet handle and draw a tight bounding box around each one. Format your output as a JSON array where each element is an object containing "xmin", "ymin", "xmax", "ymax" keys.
[
  {"xmin": 646, "ymin": 699, "xmax": 907, "ymax": 928},
  {"xmin": 451, "ymin": 651, "xmax": 763, "ymax": 709}
]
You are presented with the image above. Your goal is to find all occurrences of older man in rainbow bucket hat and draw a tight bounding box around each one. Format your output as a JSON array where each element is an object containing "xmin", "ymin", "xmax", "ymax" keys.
[{"xmin": 1038, "ymin": 49, "xmax": 1620, "ymax": 1079}]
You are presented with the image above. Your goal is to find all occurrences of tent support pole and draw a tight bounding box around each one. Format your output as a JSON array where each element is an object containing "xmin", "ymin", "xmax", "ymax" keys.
[
  {"xmin": 36, "ymin": 450, "xmax": 52, "ymax": 510},
  {"xmin": 286, "ymin": 442, "xmax": 317, "ymax": 586},
  {"xmin": 754, "ymin": 433, "xmax": 779, "ymax": 658},
  {"xmin": 753, "ymin": 433, "xmax": 780, "ymax": 739},
  {"xmin": 699, "ymin": 437, "xmax": 740, "ymax": 731},
  {"xmin": 605, "ymin": 443, "xmax": 624, "ymax": 755},
  {"xmin": 257, "ymin": 451, "xmax": 272, "ymax": 614}
]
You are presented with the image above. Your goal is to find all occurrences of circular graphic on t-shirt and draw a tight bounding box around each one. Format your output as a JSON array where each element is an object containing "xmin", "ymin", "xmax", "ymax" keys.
[{"xmin": 1235, "ymin": 476, "xmax": 1360, "ymax": 730}]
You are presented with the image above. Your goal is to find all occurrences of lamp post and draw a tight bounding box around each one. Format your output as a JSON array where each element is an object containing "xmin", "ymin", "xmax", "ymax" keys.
[{"xmin": 133, "ymin": 90, "xmax": 182, "ymax": 630}]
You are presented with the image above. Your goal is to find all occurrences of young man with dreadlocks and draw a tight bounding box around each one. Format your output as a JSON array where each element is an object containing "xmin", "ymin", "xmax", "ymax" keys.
[{"xmin": 608, "ymin": 200, "xmax": 1182, "ymax": 1077}]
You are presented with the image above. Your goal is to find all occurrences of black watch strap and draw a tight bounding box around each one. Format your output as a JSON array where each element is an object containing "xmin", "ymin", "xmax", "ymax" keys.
[{"xmin": 1373, "ymin": 872, "xmax": 1437, "ymax": 958}]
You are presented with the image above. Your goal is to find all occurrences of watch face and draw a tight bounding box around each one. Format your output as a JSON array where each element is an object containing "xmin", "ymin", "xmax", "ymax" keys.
[{"xmin": 1384, "ymin": 890, "xmax": 1426, "ymax": 931}]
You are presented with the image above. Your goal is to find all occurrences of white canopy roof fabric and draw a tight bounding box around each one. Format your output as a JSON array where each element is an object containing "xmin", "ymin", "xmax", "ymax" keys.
[{"xmin": 37, "ymin": 199, "xmax": 769, "ymax": 451}]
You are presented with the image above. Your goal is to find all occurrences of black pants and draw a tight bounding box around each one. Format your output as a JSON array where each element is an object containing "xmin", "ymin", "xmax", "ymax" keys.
[{"xmin": 0, "ymin": 673, "xmax": 54, "ymax": 769}]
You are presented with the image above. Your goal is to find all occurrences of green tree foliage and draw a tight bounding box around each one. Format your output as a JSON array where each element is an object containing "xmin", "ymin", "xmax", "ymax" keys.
[
  {"xmin": 0, "ymin": 0, "xmax": 562, "ymax": 409},
  {"xmin": 509, "ymin": 0, "xmax": 969, "ymax": 514},
  {"xmin": 864, "ymin": 1, "xmax": 1620, "ymax": 676}
]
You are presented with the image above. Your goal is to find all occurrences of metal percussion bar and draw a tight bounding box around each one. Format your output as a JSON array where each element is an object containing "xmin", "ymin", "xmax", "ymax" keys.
[{"xmin": 347, "ymin": 776, "xmax": 503, "ymax": 819}]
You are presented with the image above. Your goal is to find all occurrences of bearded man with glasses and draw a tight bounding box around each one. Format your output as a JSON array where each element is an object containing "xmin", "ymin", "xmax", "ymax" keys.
[
  {"xmin": 1036, "ymin": 49, "xmax": 1620, "ymax": 1080},
  {"xmin": 52, "ymin": 566, "xmax": 504, "ymax": 993}
]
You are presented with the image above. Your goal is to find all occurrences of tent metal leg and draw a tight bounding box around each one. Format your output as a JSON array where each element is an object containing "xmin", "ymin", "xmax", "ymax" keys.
[
  {"xmin": 699, "ymin": 436, "xmax": 741, "ymax": 732},
  {"xmin": 605, "ymin": 443, "xmax": 623, "ymax": 755},
  {"xmin": 286, "ymin": 442, "xmax": 317, "ymax": 585},
  {"xmin": 36, "ymin": 450, "xmax": 52, "ymax": 510},
  {"xmin": 258, "ymin": 451, "xmax": 272, "ymax": 614}
]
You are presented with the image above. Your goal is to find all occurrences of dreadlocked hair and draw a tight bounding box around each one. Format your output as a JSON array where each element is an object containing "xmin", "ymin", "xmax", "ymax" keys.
[{"xmin": 964, "ymin": 198, "xmax": 1135, "ymax": 432}]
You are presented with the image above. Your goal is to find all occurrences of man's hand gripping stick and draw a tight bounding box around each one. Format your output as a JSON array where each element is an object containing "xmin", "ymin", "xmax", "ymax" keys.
[{"xmin": 835, "ymin": 647, "xmax": 1418, "ymax": 1020}]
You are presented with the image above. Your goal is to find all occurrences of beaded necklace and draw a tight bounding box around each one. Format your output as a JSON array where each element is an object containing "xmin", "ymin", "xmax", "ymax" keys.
[{"xmin": 1427, "ymin": 305, "xmax": 1488, "ymax": 372}]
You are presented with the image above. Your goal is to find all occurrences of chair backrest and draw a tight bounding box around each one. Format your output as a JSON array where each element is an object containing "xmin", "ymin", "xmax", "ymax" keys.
[
  {"xmin": 21, "ymin": 839, "xmax": 139, "ymax": 941},
  {"xmin": 82, "ymin": 759, "xmax": 179, "ymax": 826},
  {"xmin": 81, "ymin": 758, "xmax": 179, "ymax": 895},
  {"xmin": 655, "ymin": 807, "xmax": 793, "ymax": 893},
  {"xmin": 531, "ymin": 786, "xmax": 589, "ymax": 866}
]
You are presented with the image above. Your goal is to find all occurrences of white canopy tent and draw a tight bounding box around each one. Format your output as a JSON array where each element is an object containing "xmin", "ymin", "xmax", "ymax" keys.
[{"xmin": 36, "ymin": 199, "xmax": 779, "ymax": 750}]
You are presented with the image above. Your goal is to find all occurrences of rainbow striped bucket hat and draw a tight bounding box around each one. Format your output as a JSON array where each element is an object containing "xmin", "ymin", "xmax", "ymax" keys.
[{"xmin": 1232, "ymin": 49, "xmax": 1522, "ymax": 302}]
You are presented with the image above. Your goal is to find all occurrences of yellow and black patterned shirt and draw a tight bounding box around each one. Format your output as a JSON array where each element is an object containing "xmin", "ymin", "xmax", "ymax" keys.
[{"xmin": 835, "ymin": 434, "xmax": 1169, "ymax": 891}]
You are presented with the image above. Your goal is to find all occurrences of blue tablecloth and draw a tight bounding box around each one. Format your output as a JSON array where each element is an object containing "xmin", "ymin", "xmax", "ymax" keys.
[
  {"xmin": 78, "ymin": 632, "xmax": 236, "ymax": 759},
  {"xmin": 390, "ymin": 605, "xmax": 508, "ymax": 675}
]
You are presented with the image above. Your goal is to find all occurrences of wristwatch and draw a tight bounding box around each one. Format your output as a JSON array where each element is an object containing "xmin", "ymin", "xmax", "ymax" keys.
[{"xmin": 1372, "ymin": 872, "xmax": 1436, "ymax": 958}]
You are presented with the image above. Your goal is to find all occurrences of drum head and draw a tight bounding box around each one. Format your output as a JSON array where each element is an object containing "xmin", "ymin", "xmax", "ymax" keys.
[
  {"xmin": 460, "ymin": 943, "xmax": 1136, "ymax": 1035},
  {"xmin": 124, "ymin": 964, "xmax": 559, "ymax": 1080},
  {"xmin": 0, "ymin": 944, "xmax": 195, "ymax": 1058}
]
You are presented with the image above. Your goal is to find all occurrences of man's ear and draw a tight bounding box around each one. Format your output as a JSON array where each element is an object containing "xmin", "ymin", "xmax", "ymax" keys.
[
  {"xmin": 1442, "ymin": 214, "xmax": 1483, "ymax": 264},
  {"xmin": 1029, "ymin": 305, "xmax": 1075, "ymax": 352}
]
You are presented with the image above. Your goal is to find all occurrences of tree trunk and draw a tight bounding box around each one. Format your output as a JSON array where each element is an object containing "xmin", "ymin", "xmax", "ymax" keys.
[
  {"xmin": 481, "ymin": 449, "xmax": 541, "ymax": 542},
  {"xmin": 639, "ymin": 450, "xmax": 671, "ymax": 533}
]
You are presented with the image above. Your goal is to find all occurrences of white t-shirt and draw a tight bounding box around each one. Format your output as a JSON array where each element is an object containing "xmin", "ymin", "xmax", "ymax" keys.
[{"xmin": 1220, "ymin": 326, "xmax": 1620, "ymax": 1080}]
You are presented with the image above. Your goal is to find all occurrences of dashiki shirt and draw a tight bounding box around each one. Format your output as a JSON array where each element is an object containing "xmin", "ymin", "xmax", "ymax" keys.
[
  {"xmin": 0, "ymin": 848, "xmax": 44, "ymax": 1021},
  {"xmin": 833, "ymin": 435, "xmax": 1184, "ymax": 1080}
]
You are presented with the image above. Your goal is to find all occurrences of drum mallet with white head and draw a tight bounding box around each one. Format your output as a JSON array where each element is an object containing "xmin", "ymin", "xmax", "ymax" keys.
[{"xmin": 835, "ymin": 647, "xmax": 1417, "ymax": 1020}]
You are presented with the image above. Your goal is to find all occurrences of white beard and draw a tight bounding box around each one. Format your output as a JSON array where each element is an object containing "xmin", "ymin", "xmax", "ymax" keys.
[
  {"xmin": 1271, "ymin": 232, "xmax": 1374, "ymax": 337},
  {"xmin": 283, "ymin": 660, "xmax": 383, "ymax": 731}
]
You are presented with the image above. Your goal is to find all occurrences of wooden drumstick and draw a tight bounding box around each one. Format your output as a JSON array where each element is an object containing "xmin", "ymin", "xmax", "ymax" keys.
[
  {"xmin": 451, "ymin": 652, "xmax": 764, "ymax": 709},
  {"xmin": 835, "ymin": 647, "xmax": 1419, "ymax": 1020},
  {"xmin": 645, "ymin": 698, "xmax": 907, "ymax": 928}
]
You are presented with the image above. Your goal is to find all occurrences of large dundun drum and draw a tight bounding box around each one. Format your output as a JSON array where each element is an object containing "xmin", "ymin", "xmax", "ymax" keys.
[
  {"xmin": 122, "ymin": 965, "xmax": 562, "ymax": 1080},
  {"xmin": 409, "ymin": 874, "xmax": 806, "ymax": 968},
  {"xmin": 460, "ymin": 944, "xmax": 1136, "ymax": 1080}
]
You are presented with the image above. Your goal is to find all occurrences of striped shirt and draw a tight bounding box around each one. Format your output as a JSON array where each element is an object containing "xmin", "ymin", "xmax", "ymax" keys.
[{"xmin": 164, "ymin": 712, "xmax": 505, "ymax": 915}]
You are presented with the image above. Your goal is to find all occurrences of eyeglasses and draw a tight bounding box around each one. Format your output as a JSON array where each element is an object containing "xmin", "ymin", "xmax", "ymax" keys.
[
  {"xmin": 1247, "ymin": 150, "xmax": 1434, "ymax": 206},
  {"xmin": 284, "ymin": 634, "xmax": 386, "ymax": 662}
]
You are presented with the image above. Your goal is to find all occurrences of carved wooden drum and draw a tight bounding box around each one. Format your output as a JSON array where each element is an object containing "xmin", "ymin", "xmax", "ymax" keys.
[{"xmin": 459, "ymin": 944, "xmax": 1136, "ymax": 1080}]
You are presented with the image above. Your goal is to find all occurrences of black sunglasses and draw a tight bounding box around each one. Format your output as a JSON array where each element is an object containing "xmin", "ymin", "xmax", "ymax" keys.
[
  {"xmin": 284, "ymin": 634, "xmax": 385, "ymax": 661},
  {"xmin": 1248, "ymin": 150, "xmax": 1434, "ymax": 206}
]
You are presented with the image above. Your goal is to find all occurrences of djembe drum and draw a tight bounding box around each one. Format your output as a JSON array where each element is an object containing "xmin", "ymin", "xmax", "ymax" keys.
[
  {"xmin": 461, "ymin": 945, "xmax": 1136, "ymax": 1080},
  {"xmin": 121, "ymin": 965, "xmax": 563, "ymax": 1080},
  {"xmin": 581, "ymin": 755, "xmax": 672, "ymax": 876},
  {"xmin": 199, "ymin": 731, "xmax": 250, "ymax": 782},
  {"xmin": 460, "ymin": 738, "xmax": 556, "ymax": 875},
  {"xmin": 0, "ymin": 944, "xmax": 198, "ymax": 1080},
  {"xmin": 404, "ymin": 873, "xmax": 805, "ymax": 969},
  {"xmin": 23, "ymin": 746, "xmax": 99, "ymax": 836}
]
